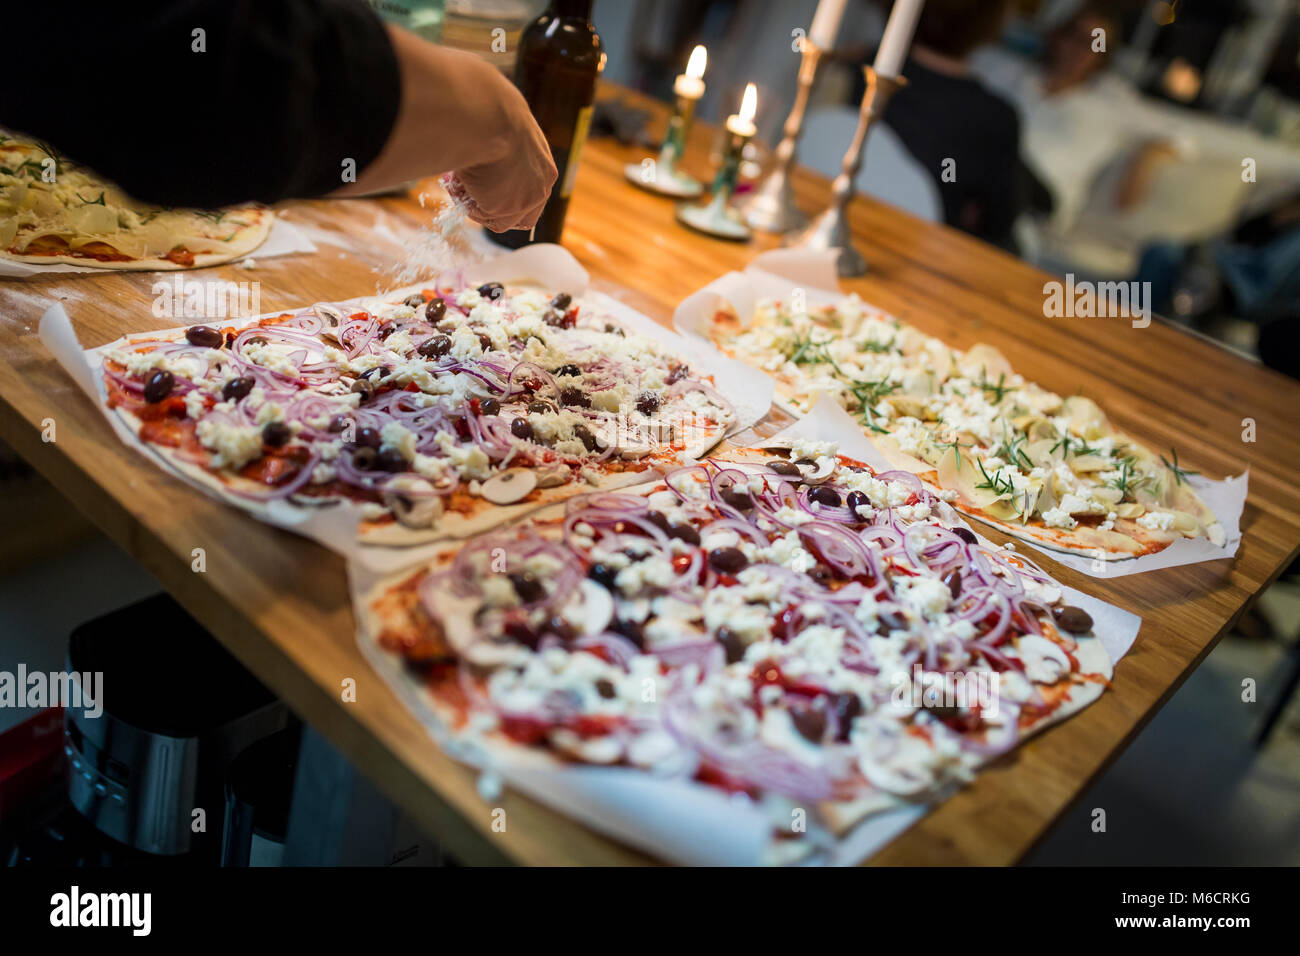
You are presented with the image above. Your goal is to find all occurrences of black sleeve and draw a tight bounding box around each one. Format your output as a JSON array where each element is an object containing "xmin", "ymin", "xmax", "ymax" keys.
[{"xmin": 0, "ymin": 0, "xmax": 401, "ymax": 208}]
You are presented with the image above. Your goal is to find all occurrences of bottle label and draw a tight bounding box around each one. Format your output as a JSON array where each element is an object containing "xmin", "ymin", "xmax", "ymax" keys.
[{"xmin": 561, "ymin": 105, "xmax": 594, "ymax": 199}]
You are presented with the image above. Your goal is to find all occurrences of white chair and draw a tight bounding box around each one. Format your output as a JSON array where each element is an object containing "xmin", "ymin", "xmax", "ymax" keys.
[{"xmin": 800, "ymin": 106, "xmax": 942, "ymax": 222}]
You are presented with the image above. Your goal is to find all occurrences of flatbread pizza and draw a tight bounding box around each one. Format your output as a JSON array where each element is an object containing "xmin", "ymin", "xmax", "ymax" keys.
[
  {"xmin": 1, "ymin": 132, "xmax": 271, "ymax": 270},
  {"xmin": 98, "ymin": 279, "xmax": 735, "ymax": 545},
  {"xmin": 708, "ymin": 296, "xmax": 1224, "ymax": 561},
  {"xmin": 360, "ymin": 445, "xmax": 1117, "ymax": 862}
]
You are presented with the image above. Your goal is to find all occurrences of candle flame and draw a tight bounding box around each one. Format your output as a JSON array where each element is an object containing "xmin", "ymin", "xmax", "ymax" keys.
[
  {"xmin": 739, "ymin": 83, "xmax": 757, "ymax": 124},
  {"xmin": 687, "ymin": 45, "xmax": 707, "ymax": 79}
]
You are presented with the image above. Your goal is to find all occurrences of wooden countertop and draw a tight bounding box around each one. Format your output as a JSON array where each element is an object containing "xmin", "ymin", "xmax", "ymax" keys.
[{"xmin": 2, "ymin": 86, "xmax": 1298, "ymax": 865}]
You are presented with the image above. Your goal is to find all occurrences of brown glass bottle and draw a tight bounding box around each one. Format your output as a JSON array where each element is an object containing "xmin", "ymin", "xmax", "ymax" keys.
[{"xmin": 487, "ymin": 0, "xmax": 602, "ymax": 249}]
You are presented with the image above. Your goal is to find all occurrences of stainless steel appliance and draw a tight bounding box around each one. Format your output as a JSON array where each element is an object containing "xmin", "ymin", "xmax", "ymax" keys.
[{"xmin": 63, "ymin": 594, "xmax": 286, "ymax": 859}]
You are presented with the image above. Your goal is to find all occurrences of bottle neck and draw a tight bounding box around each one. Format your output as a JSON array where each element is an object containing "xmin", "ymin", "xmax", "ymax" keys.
[{"xmin": 550, "ymin": 0, "xmax": 592, "ymax": 19}]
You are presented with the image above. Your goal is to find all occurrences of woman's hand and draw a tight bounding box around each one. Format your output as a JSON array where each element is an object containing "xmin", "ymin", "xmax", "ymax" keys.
[{"xmin": 336, "ymin": 27, "xmax": 556, "ymax": 231}]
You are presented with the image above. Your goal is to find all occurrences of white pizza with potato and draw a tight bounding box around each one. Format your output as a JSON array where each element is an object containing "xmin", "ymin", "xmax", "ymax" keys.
[{"xmin": 707, "ymin": 295, "xmax": 1223, "ymax": 560}]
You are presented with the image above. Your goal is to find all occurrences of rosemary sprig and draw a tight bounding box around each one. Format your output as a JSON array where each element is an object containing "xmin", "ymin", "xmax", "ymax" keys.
[
  {"xmin": 1050, "ymin": 433, "xmax": 1100, "ymax": 458},
  {"xmin": 1107, "ymin": 457, "xmax": 1152, "ymax": 503},
  {"xmin": 974, "ymin": 458, "xmax": 1016, "ymax": 498},
  {"xmin": 1160, "ymin": 448, "xmax": 1198, "ymax": 486},
  {"xmin": 936, "ymin": 436, "xmax": 973, "ymax": 472},
  {"xmin": 976, "ymin": 371, "xmax": 1014, "ymax": 404},
  {"xmin": 992, "ymin": 426, "xmax": 1034, "ymax": 471}
]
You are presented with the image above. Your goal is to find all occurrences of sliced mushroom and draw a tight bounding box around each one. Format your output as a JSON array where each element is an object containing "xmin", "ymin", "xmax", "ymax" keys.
[
  {"xmin": 481, "ymin": 467, "xmax": 539, "ymax": 505},
  {"xmin": 380, "ymin": 476, "xmax": 444, "ymax": 528},
  {"xmin": 535, "ymin": 464, "xmax": 570, "ymax": 489},
  {"xmin": 312, "ymin": 303, "xmax": 347, "ymax": 342},
  {"xmin": 798, "ymin": 458, "xmax": 838, "ymax": 484},
  {"xmin": 576, "ymin": 579, "xmax": 613, "ymax": 635}
]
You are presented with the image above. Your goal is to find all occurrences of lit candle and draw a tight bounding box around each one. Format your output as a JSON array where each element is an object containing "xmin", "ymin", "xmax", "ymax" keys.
[
  {"xmin": 673, "ymin": 45, "xmax": 707, "ymax": 101},
  {"xmin": 809, "ymin": 0, "xmax": 848, "ymax": 50},
  {"xmin": 873, "ymin": 0, "xmax": 924, "ymax": 78},
  {"xmin": 725, "ymin": 83, "xmax": 758, "ymax": 139}
]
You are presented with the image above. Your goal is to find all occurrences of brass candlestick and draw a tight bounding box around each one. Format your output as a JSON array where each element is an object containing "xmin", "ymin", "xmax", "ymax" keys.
[
  {"xmin": 675, "ymin": 124, "xmax": 752, "ymax": 241},
  {"xmin": 624, "ymin": 90, "xmax": 705, "ymax": 198},
  {"xmin": 743, "ymin": 40, "xmax": 823, "ymax": 233},
  {"xmin": 785, "ymin": 65, "xmax": 906, "ymax": 277}
]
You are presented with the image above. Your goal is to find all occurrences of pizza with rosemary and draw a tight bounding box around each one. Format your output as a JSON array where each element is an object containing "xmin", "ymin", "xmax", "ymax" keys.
[{"xmin": 707, "ymin": 296, "xmax": 1223, "ymax": 560}]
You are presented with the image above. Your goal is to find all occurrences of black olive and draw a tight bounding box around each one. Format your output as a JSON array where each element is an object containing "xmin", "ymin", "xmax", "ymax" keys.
[
  {"xmin": 327, "ymin": 415, "xmax": 350, "ymax": 433},
  {"xmin": 791, "ymin": 708, "xmax": 827, "ymax": 744},
  {"xmin": 356, "ymin": 426, "xmax": 382, "ymax": 448},
  {"xmin": 510, "ymin": 418, "xmax": 534, "ymax": 441},
  {"xmin": 509, "ymin": 572, "xmax": 545, "ymax": 603},
  {"xmin": 360, "ymin": 366, "xmax": 389, "ymax": 380},
  {"xmin": 424, "ymin": 298, "xmax": 447, "ymax": 322},
  {"xmin": 808, "ymin": 563, "xmax": 833, "ymax": 586},
  {"xmin": 1053, "ymin": 605, "xmax": 1094, "ymax": 634},
  {"xmin": 246, "ymin": 335, "xmax": 268, "ymax": 346},
  {"xmin": 479, "ymin": 397, "xmax": 501, "ymax": 416},
  {"xmin": 527, "ymin": 400, "xmax": 553, "ymax": 414},
  {"xmin": 351, "ymin": 378, "xmax": 375, "ymax": 400},
  {"xmin": 612, "ymin": 617, "xmax": 645, "ymax": 649},
  {"xmin": 403, "ymin": 294, "xmax": 425, "ymax": 309},
  {"xmin": 708, "ymin": 547, "xmax": 747, "ymax": 574},
  {"xmin": 418, "ymin": 335, "xmax": 452, "ymax": 358},
  {"xmin": 555, "ymin": 363, "xmax": 581, "ymax": 378},
  {"xmin": 808, "ymin": 486, "xmax": 841, "ymax": 508},
  {"xmin": 478, "ymin": 282, "xmax": 505, "ymax": 301},
  {"xmin": 351, "ymin": 446, "xmax": 378, "ymax": 471},
  {"xmin": 377, "ymin": 325, "xmax": 397, "ymax": 340},
  {"xmin": 666, "ymin": 364, "xmax": 690, "ymax": 385},
  {"xmin": 477, "ymin": 333, "xmax": 493, "ymax": 351},
  {"xmin": 221, "ymin": 376, "xmax": 254, "ymax": 402},
  {"xmin": 185, "ymin": 325, "xmax": 223, "ymax": 348},
  {"xmin": 636, "ymin": 392, "xmax": 660, "ymax": 416},
  {"xmin": 551, "ymin": 292, "xmax": 572, "ymax": 311},
  {"xmin": 669, "ymin": 523, "xmax": 701, "ymax": 546},
  {"xmin": 604, "ymin": 323, "xmax": 624, "ymax": 336},
  {"xmin": 143, "ymin": 369, "xmax": 174, "ymax": 403},
  {"xmin": 644, "ymin": 511, "xmax": 671, "ymax": 533},
  {"xmin": 543, "ymin": 309, "xmax": 565, "ymax": 328},
  {"xmin": 847, "ymin": 490, "xmax": 870, "ymax": 513},
  {"xmin": 595, "ymin": 678, "xmax": 617, "ymax": 699},
  {"xmin": 720, "ymin": 488, "xmax": 753, "ymax": 511},
  {"xmin": 832, "ymin": 692, "xmax": 863, "ymax": 742},
  {"xmin": 588, "ymin": 563, "xmax": 618, "ymax": 590},
  {"xmin": 546, "ymin": 616, "xmax": 577, "ymax": 643},
  {"xmin": 560, "ymin": 387, "xmax": 590, "ymax": 408},
  {"xmin": 262, "ymin": 421, "xmax": 291, "ymax": 447},
  {"xmin": 945, "ymin": 570, "xmax": 962, "ymax": 599},
  {"xmin": 375, "ymin": 448, "xmax": 408, "ymax": 472},
  {"xmin": 716, "ymin": 627, "xmax": 746, "ymax": 664},
  {"xmin": 574, "ymin": 424, "xmax": 598, "ymax": 452},
  {"xmin": 953, "ymin": 527, "xmax": 978, "ymax": 545},
  {"xmin": 768, "ymin": 460, "xmax": 801, "ymax": 477}
]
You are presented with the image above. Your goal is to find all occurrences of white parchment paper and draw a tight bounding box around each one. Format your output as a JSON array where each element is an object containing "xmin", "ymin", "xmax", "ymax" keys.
[
  {"xmin": 673, "ymin": 249, "xmax": 1249, "ymax": 578},
  {"xmin": 348, "ymin": 397, "xmax": 1141, "ymax": 866},
  {"xmin": 0, "ymin": 216, "xmax": 317, "ymax": 278},
  {"xmin": 37, "ymin": 243, "xmax": 769, "ymax": 572}
]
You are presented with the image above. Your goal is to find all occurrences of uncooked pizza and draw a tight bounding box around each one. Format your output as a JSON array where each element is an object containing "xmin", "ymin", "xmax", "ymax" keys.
[
  {"xmin": 99, "ymin": 280, "xmax": 735, "ymax": 544},
  {"xmin": 361, "ymin": 444, "xmax": 1114, "ymax": 861},
  {"xmin": 0, "ymin": 132, "xmax": 272, "ymax": 269},
  {"xmin": 708, "ymin": 295, "xmax": 1223, "ymax": 560}
]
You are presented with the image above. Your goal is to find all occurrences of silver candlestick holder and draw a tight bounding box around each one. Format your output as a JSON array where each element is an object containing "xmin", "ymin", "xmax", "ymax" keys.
[
  {"xmin": 743, "ymin": 39, "xmax": 823, "ymax": 233},
  {"xmin": 785, "ymin": 65, "xmax": 906, "ymax": 277}
]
